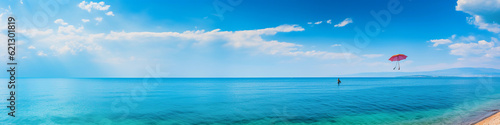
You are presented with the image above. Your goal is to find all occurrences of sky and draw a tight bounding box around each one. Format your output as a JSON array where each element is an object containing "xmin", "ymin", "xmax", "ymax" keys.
[{"xmin": 0, "ymin": 0, "xmax": 500, "ymax": 77}]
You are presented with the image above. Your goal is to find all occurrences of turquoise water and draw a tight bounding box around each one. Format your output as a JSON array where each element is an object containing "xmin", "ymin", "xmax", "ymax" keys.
[{"xmin": 1, "ymin": 77, "xmax": 500, "ymax": 124}]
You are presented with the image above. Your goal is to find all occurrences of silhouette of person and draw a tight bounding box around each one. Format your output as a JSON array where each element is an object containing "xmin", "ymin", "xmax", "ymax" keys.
[{"xmin": 337, "ymin": 78, "xmax": 341, "ymax": 86}]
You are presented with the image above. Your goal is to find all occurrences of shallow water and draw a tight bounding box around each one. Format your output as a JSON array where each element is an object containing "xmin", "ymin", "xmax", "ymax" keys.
[{"xmin": 1, "ymin": 77, "xmax": 500, "ymax": 124}]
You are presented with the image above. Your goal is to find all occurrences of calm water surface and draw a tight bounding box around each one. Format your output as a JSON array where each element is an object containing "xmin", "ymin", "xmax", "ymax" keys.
[{"xmin": 1, "ymin": 77, "xmax": 500, "ymax": 124}]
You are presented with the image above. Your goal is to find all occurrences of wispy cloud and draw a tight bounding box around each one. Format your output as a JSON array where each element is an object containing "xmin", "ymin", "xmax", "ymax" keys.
[
  {"xmin": 18, "ymin": 29, "xmax": 54, "ymax": 37},
  {"xmin": 362, "ymin": 54, "xmax": 384, "ymax": 58},
  {"xmin": 334, "ymin": 18, "xmax": 353, "ymax": 27},
  {"xmin": 308, "ymin": 20, "xmax": 326, "ymax": 25},
  {"xmin": 95, "ymin": 17, "xmax": 103, "ymax": 22},
  {"xmin": 430, "ymin": 39, "xmax": 452, "ymax": 47},
  {"xmin": 37, "ymin": 51, "xmax": 47, "ymax": 56},
  {"xmin": 22, "ymin": 24, "xmax": 357, "ymax": 60},
  {"xmin": 54, "ymin": 19, "xmax": 68, "ymax": 25},
  {"xmin": 82, "ymin": 19, "xmax": 90, "ymax": 23},
  {"xmin": 428, "ymin": 34, "xmax": 458, "ymax": 47},
  {"xmin": 104, "ymin": 25, "xmax": 357, "ymax": 60},
  {"xmin": 331, "ymin": 44, "xmax": 341, "ymax": 47},
  {"xmin": 106, "ymin": 11, "xmax": 114, "ymax": 16},
  {"xmin": 58, "ymin": 25, "xmax": 84, "ymax": 34}
]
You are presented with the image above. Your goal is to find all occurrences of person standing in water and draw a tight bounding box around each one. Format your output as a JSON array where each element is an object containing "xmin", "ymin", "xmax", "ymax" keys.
[{"xmin": 337, "ymin": 78, "xmax": 341, "ymax": 86}]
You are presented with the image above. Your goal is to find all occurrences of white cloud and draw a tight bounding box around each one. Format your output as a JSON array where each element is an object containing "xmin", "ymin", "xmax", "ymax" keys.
[
  {"xmin": 284, "ymin": 50, "xmax": 356, "ymax": 60},
  {"xmin": 428, "ymin": 34, "xmax": 463, "ymax": 47},
  {"xmin": 18, "ymin": 29, "xmax": 53, "ymax": 37},
  {"xmin": 456, "ymin": 0, "xmax": 500, "ymax": 24},
  {"xmin": 467, "ymin": 16, "xmax": 500, "ymax": 33},
  {"xmin": 334, "ymin": 18, "xmax": 353, "ymax": 27},
  {"xmin": 82, "ymin": 19, "xmax": 90, "ymax": 23},
  {"xmin": 308, "ymin": 20, "xmax": 330, "ymax": 25},
  {"xmin": 105, "ymin": 24, "xmax": 305, "ymax": 41},
  {"xmin": 0, "ymin": 9, "xmax": 9, "ymax": 31},
  {"xmin": 45, "ymin": 34, "xmax": 104, "ymax": 55},
  {"xmin": 20, "ymin": 0, "xmax": 23, "ymax": 4},
  {"xmin": 104, "ymin": 24, "xmax": 357, "ymax": 60},
  {"xmin": 456, "ymin": 0, "xmax": 500, "ymax": 33},
  {"xmin": 331, "ymin": 44, "xmax": 341, "ymax": 47},
  {"xmin": 37, "ymin": 51, "xmax": 47, "ymax": 56},
  {"xmin": 54, "ymin": 19, "xmax": 68, "ymax": 25},
  {"xmin": 458, "ymin": 35, "xmax": 476, "ymax": 42},
  {"xmin": 50, "ymin": 40, "xmax": 102, "ymax": 55},
  {"xmin": 95, "ymin": 17, "xmax": 103, "ymax": 22},
  {"xmin": 362, "ymin": 54, "xmax": 384, "ymax": 58},
  {"xmin": 430, "ymin": 39, "xmax": 452, "ymax": 47},
  {"xmin": 58, "ymin": 25, "xmax": 84, "ymax": 34},
  {"xmin": 448, "ymin": 38, "xmax": 499, "ymax": 57},
  {"xmin": 28, "ymin": 46, "xmax": 36, "ymax": 49},
  {"xmin": 106, "ymin": 11, "xmax": 114, "ymax": 16},
  {"xmin": 78, "ymin": 1, "xmax": 111, "ymax": 12},
  {"xmin": 22, "ymin": 24, "xmax": 358, "ymax": 60},
  {"xmin": 20, "ymin": 25, "xmax": 106, "ymax": 55}
]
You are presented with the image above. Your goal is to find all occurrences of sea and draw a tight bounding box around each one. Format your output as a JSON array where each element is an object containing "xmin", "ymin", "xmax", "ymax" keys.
[{"xmin": 1, "ymin": 77, "xmax": 500, "ymax": 124}]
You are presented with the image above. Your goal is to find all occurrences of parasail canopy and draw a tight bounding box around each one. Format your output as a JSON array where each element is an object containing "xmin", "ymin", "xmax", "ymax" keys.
[{"xmin": 389, "ymin": 54, "xmax": 407, "ymax": 62}]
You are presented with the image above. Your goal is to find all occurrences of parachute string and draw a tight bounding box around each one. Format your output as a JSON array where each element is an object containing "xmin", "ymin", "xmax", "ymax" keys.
[
  {"xmin": 398, "ymin": 61, "xmax": 400, "ymax": 70},
  {"xmin": 393, "ymin": 61, "xmax": 397, "ymax": 70},
  {"xmin": 389, "ymin": 54, "xmax": 407, "ymax": 70}
]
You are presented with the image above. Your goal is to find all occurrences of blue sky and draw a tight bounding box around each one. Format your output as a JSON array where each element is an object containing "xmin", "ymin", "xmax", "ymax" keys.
[{"xmin": 1, "ymin": 0, "xmax": 500, "ymax": 77}]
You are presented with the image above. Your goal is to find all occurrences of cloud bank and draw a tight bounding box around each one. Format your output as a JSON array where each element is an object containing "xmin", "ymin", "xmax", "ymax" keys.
[{"xmin": 456, "ymin": 0, "xmax": 500, "ymax": 33}]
